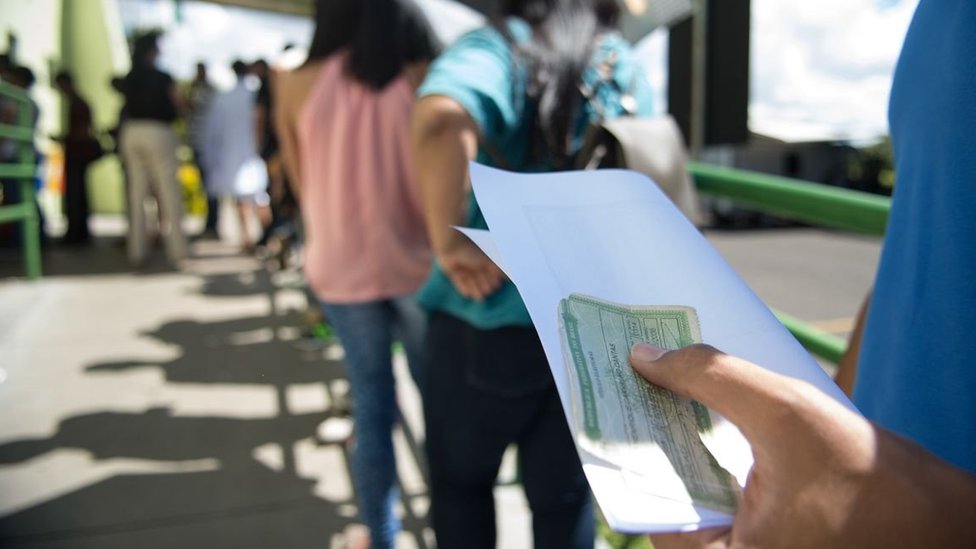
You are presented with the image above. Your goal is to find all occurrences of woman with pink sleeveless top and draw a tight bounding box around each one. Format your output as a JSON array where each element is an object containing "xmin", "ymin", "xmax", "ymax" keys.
[{"xmin": 274, "ymin": 1, "xmax": 437, "ymax": 547}]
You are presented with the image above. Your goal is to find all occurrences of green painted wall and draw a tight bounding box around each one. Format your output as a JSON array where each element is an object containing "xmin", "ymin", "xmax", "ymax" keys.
[{"xmin": 61, "ymin": 0, "xmax": 129, "ymax": 214}]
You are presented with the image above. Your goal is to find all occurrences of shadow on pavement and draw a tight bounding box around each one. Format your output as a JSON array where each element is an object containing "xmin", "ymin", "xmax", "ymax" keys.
[
  {"xmin": 0, "ymin": 409, "xmax": 347, "ymax": 548},
  {"xmin": 196, "ymin": 269, "xmax": 277, "ymax": 298},
  {"xmin": 85, "ymin": 314, "xmax": 345, "ymax": 386},
  {"xmin": 0, "ymin": 260, "xmax": 432, "ymax": 548}
]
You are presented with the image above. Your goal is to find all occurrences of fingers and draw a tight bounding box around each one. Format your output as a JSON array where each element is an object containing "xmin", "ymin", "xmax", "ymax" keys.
[
  {"xmin": 439, "ymin": 242, "xmax": 506, "ymax": 301},
  {"xmin": 471, "ymin": 261, "xmax": 504, "ymax": 297},
  {"xmin": 447, "ymin": 270, "xmax": 485, "ymax": 301},
  {"xmin": 629, "ymin": 342, "xmax": 798, "ymax": 439},
  {"xmin": 467, "ymin": 269, "xmax": 493, "ymax": 300},
  {"xmin": 446, "ymin": 264, "xmax": 499, "ymax": 301}
]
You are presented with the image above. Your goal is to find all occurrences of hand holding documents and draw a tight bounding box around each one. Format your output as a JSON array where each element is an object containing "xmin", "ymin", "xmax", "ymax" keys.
[
  {"xmin": 460, "ymin": 162, "xmax": 857, "ymax": 533},
  {"xmin": 558, "ymin": 295, "xmax": 739, "ymax": 513}
]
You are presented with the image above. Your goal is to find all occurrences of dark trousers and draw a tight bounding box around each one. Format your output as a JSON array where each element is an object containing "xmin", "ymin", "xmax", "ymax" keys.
[
  {"xmin": 424, "ymin": 311, "xmax": 594, "ymax": 549},
  {"xmin": 204, "ymin": 196, "xmax": 219, "ymax": 232},
  {"xmin": 63, "ymin": 156, "xmax": 90, "ymax": 243},
  {"xmin": 194, "ymin": 147, "xmax": 219, "ymax": 233}
]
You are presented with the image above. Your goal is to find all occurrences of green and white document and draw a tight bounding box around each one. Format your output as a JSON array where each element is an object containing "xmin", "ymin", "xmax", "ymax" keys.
[
  {"xmin": 461, "ymin": 162, "xmax": 859, "ymax": 533},
  {"xmin": 558, "ymin": 294, "xmax": 739, "ymax": 513}
]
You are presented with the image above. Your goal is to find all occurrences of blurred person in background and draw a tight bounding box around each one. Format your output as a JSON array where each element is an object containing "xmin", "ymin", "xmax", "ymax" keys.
[
  {"xmin": 201, "ymin": 59, "xmax": 270, "ymax": 253},
  {"xmin": 109, "ymin": 74, "xmax": 161, "ymax": 242},
  {"xmin": 274, "ymin": 0, "xmax": 438, "ymax": 547},
  {"xmin": 267, "ymin": 45, "xmax": 326, "ymax": 347},
  {"xmin": 411, "ymin": 0, "xmax": 653, "ymax": 547},
  {"xmin": 252, "ymin": 58, "xmax": 296, "ymax": 254},
  {"xmin": 186, "ymin": 61, "xmax": 218, "ymax": 238},
  {"xmin": 54, "ymin": 70, "xmax": 101, "ymax": 246},
  {"xmin": 118, "ymin": 31, "xmax": 187, "ymax": 267}
]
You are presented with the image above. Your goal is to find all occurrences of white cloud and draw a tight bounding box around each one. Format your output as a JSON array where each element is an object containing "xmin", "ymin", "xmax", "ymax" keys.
[
  {"xmin": 750, "ymin": 0, "xmax": 918, "ymax": 141},
  {"xmin": 634, "ymin": 0, "xmax": 918, "ymax": 142}
]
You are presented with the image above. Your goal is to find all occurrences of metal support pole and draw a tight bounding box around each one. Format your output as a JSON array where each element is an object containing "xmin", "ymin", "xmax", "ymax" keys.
[
  {"xmin": 17, "ymin": 88, "xmax": 41, "ymax": 279},
  {"xmin": 689, "ymin": 0, "xmax": 708, "ymax": 159},
  {"xmin": 20, "ymin": 180, "xmax": 41, "ymax": 279}
]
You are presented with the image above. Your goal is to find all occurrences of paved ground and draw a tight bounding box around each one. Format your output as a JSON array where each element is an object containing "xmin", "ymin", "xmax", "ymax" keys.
[
  {"xmin": 0, "ymin": 216, "xmax": 882, "ymax": 548},
  {"xmin": 0, "ymin": 213, "xmax": 540, "ymax": 549},
  {"xmin": 707, "ymin": 226, "xmax": 882, "ymax": 337}
]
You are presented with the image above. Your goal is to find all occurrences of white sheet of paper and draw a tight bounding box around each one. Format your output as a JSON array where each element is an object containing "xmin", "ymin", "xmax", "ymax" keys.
[{"xmin": 463, "ymin": 162, "xmax": 857, "ymax": 533}]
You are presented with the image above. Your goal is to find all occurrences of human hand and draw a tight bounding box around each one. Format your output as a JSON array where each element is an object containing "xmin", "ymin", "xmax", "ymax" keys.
[
  {"xmin": 629, "ymin": 343, "xmax": 976, "ymax": 549},
  {"xmin": 436, "ymin": 235, "xmax": 504, "ymax": 301}
]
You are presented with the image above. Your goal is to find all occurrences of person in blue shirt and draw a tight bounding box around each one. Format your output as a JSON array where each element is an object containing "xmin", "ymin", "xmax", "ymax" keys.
[
  {"xmin": 629, "ymin": 0, "xmax": 976, "ymax": 546},
  {"xmin": 411, "ymin": 1, "xmax": 652, "ymax": 547},
  {"xmin": 850, "ymin": 0, "xmax": 975, "ymax": 477}
]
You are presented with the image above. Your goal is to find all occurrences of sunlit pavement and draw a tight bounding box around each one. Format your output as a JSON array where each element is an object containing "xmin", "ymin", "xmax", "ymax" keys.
[
  {"xmin": 0, "ymin": 214, "xmax": 538, "ymax": 549},
  {"xmin": 0, "ymin": 214, "xmax": 881, "ymax": 548}
]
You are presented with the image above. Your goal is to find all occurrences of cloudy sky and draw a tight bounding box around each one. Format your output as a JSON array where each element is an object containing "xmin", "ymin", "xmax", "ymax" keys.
[
  {"xmin": 748, "ymin": 0, "xmax": 917, "ymax": 142},
  {"xmin": 122, "ymin": 0, "xmax": 920, "ymax": 143}
]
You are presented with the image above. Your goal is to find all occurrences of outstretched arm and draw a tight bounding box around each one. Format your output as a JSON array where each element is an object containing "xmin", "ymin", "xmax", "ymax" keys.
[{"xmin": 411, "ymin": 94, "xmax": 503, "ymax": 301}]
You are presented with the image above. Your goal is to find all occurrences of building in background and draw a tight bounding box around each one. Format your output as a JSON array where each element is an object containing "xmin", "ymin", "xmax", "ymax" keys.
[{"xmin": 1, "ymin": 0, "xmax": 915, "ymax": 224}]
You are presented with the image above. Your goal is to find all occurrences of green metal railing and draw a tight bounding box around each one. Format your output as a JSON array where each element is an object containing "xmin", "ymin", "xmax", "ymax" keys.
[
  {"xmin": 689, "ymin": 161, "xmax": 891, "ymax": 363},
  {"xmin": 0, "ymin": 80, "xmax": 41, "ymax": 279}
]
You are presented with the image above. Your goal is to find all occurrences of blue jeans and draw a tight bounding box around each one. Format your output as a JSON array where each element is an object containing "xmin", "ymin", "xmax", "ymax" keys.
[
  {"xmin": 424, "ymin": 311, "xmax": 594, "ymax": 549},
  {"xmin": 321, "ymin": 295, "xmax": 426, "ymax": 549}
]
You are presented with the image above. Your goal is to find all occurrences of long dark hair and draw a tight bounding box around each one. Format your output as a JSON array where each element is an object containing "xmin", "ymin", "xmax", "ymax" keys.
[
  {"xmin": 500, "ymin": 0, "xmax": 620, "ymax": 164},
  {"xmin": 305, "ymin": 0, "xmax": 439, "ymax": 90}
]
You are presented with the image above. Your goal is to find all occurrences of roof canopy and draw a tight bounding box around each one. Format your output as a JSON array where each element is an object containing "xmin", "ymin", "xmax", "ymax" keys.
[
  {"xmin": 193, "ymin": 0, "xmax": 494, "ymax": 16},
  {"xmin": 190, "ymin": 0, "xmax": 689, "ymax": 42}
]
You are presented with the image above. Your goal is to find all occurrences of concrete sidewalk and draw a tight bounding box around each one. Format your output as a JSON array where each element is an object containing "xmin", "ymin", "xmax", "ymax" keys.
[{"xmin": 0, "ymin": 231, "xmax": 533, "ymax": 548}]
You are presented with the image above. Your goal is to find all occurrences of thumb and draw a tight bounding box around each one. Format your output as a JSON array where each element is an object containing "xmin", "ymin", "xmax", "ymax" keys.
[{"xmin": 629, "ymin": 342, "xmax": 797, "ymax": 440}]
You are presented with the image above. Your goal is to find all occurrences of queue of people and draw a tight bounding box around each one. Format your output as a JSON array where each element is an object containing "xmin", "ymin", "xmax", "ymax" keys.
[
  {"xmin": 2, "ymin": 32, "xmax": 281, "ymax": 264},
  {"xmin": 3, "ymin": 0, "xmax": 973, "ymax": 547},
  {"xmin": 119, "ymin": 39, "xmax": 277, "ymax": 263}
]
